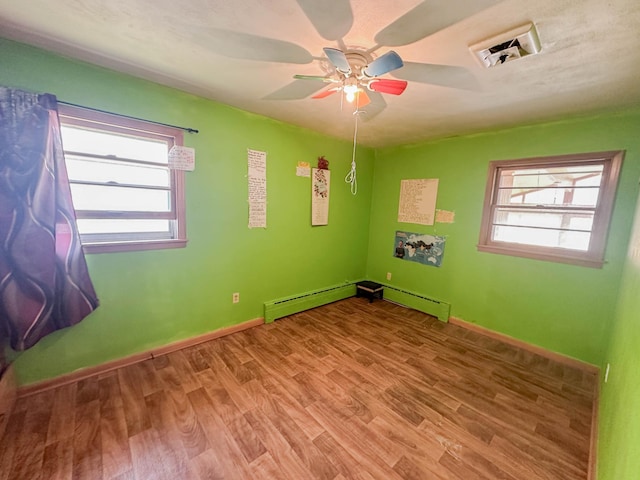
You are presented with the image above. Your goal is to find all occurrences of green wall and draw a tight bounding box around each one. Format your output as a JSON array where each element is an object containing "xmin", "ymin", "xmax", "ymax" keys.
[
  {"xmin": 0, "ymin": 38, "xmax": 374, "ymax": 385},
  {"xmin": 597, "ymin": 191, "xmax": 640, "ymax": 479},
  {"xmin": 4, "ymin": 36, "xmax": 640, "ymax": 479},
  {"xmin": 367, "ymin": 113, "xmax": 640, "ymax": 365}
]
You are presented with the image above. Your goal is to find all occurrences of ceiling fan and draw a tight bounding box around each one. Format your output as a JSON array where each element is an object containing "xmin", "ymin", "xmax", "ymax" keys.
[
  {"xmin": 195, "ymin": 0, "xmax": 500, "ymax": 117},
  {"xmin": 294, "ymin": 47, "xmax": 408, "ymax": 109}
]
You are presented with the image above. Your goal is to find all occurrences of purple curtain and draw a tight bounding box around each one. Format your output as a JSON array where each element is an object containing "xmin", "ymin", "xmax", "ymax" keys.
[{"xmin": 0, "ymin": 87, "xmax": 99, "ymax": 375}]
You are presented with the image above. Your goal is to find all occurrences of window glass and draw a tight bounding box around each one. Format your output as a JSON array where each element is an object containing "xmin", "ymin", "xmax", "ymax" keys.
[
  {"xmin": 65, "ymin": 155, "xmax": 170, "ymax": 188},
  {"xmin": 61, "ymin": 125, "xmax": 168, "ymax": 163},
  {"xmin": 478, "ymin": 152, "xmax": 623, "ymax": 267},
  {"xmin": 68, "ymin": 184, "xmax": 171, "ymax": 212},
  {"xmin": 76, "ymin": 219, "xmax": 172, "ymax": 235},
  {"xmin": 59, "ymin": 105, "xmax": 187, "ymax": 253}
]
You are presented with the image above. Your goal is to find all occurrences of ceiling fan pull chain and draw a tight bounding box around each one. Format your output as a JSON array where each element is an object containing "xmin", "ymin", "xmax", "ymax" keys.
[{"xmin": 345, "ymin": 108, "xmax": 359, "ymax": 195}]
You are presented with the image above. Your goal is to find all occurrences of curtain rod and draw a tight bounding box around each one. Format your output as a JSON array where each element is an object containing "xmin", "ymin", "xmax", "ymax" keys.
[{"xmin": 58, "ymin": 101, "xmax": 199, "ymax": 134}]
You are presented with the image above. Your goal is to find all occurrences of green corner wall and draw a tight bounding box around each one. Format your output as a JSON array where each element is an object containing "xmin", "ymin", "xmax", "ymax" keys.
[
  {"xmin": 597, "ymin": 191, "xmax": 640, "ymax": 480},
  {"xmin": 367, "ymin": 114, "xmax": 640, "ymax": 365},
  {"xmin": 3, "ymin": 36, "xmax": 640, "ymax": 479},
  {"xmin": 0, "ymin": 38, "xmax": 375, "ymax": 385}
]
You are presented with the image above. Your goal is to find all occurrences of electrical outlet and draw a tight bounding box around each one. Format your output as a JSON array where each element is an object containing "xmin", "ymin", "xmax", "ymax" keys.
[
  {"xmin": 604, "ymin": 363, "xmax": 611, "ymax": 383},
  {"xmin": 386, "ymin": 272, "xmax": 392, "ymax": 280},
  {"xmin": 232, "ymin": 292, "xmax": 240, "ymax": 304}
]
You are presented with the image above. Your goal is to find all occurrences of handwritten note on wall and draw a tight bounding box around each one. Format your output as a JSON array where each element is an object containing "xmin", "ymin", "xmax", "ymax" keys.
[
  {"xmin": 168, "ymin": 145, "xmax": 195, "ymax": 171},
  {"xmin": 398, "ymin": 178, "xmax": 439, "ymax": 225},
  {"xmin": 248, "ymin": 149, "xmax": 267, "ymax": 228}
]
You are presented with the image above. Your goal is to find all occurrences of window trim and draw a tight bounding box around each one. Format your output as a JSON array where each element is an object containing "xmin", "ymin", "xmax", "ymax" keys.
[
  {"xmin": 477, "ymin": 151, "xmax": 624, "ymax": 268},
  {"xmin": 58, "ymin": 104, "xmax": 187, "ymax": 254}
]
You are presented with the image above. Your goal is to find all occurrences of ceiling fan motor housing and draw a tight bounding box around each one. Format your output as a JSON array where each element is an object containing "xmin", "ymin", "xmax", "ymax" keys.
[{"xmin": 343, "ymin": 51, "xmax": 371, "ymax": 77}]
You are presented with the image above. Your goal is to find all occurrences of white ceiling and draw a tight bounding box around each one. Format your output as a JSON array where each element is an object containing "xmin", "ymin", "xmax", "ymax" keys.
[{"xmin": 1, "ymin": 0, "xmax": 640, "ymax": 147}]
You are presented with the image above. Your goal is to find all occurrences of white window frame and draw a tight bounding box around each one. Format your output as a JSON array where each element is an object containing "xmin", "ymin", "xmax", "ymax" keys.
[
  {"xmin": 477, "ymin": 151, "xmax": 624, "ymax": 268},
  {"xmin": 59, "ymin": 104, "xmax": 187, "ymax": 254}
]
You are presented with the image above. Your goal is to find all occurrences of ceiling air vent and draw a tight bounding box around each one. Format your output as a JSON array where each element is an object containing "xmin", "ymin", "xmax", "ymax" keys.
[{"xmin": 470, "ymin": 23, "xmax": 541, "ymax": 68}]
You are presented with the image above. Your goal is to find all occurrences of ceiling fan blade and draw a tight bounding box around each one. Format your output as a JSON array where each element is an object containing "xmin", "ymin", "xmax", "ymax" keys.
[
  {"xmin": 296, "ymin": 0, "xmax": 353, "ymax": 41},
  {"xmin": 194, "ymin": 28, "xmax": 313, "ymax": 64},
  {"xmin": 369, "ymin": 79, "xmax": 408, "ymax": 95},
  {"xmin": 363, "ymin": 51, "xmax": 403, "ymax": 77},
  {"xmin": 360, "ymin": 91, "xmax": 387, "ymax": 121},
  {"xmin": 324, "ymin": 47, "xmax": 351, "ymax": 74},
  {"xmin": 263, "ymin": 79, "xmax": 329, "ymax": 100},
  {"xmin": 312, "ymin": 87, "xmax": 341, "ymax": 99},
  {"xmin": 390, "ymin": 62, "xmax": 480, "ymax": 91},
  {"xmin": 356, "ymin": 90, "xmax": 371, "ymax": 108},
  {"xmin": 374, "ymin": 0, "xmax": 501, "ymax": 47},
  {"xmin": 294, "ymin": 74, "xmax": 333, "ymax": 82}
]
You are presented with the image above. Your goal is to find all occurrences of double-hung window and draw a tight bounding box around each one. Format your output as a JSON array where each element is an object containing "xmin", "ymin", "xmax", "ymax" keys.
[
  {"xmin": 478, "ymin": 151, "xmax": 623, "ymax": 267},
  {"xmin": 59, "ymin": 105, "xmax": 187, "ymax": 253}
]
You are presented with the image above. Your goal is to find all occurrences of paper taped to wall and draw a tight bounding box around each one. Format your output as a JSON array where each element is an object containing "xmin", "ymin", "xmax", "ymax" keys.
[
  {"xmin": 248, "ymin": 149, "xmax": 267, "ymax": 228},
  {"xmin": 398, "ymin": 178, "xmax": 439, "ymax": 225},
  {"xmin": 168, "ymin": 145, "xmax": 195, "ymax": 171}
]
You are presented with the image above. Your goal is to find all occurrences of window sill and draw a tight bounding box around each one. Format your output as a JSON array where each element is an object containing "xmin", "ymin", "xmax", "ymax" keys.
[
  {"xmin": 477, "ymin": 243, "xmax": 604, "ymax": 268},
  {"xmin": 82, "ymin": 239, "xmax": 188, "ymax": 254}
]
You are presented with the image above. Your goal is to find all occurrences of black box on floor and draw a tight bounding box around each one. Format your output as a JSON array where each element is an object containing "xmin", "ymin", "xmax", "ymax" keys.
[{"xmin": 356, "ymin": 281, "xmax": 384, "ymax": 303}]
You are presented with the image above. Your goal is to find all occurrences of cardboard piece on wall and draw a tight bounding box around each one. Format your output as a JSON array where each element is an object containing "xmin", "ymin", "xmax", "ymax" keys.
[
  {"xmin": 435, "ymin": 209, "xmax": 455, "ymax": 223},
  {"xmin": 296, "ymin": 161, "xmax": 311, "ymax": 177}
]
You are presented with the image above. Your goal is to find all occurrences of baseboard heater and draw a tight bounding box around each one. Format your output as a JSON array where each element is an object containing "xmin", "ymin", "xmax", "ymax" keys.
[
  {"xmin": 264, "ymin": 283, "xmax": 357, "ymax": 323},
  {"xmin": 381, "ymin": 284, "xmax": 450, "ymax": 322},
  {"xmin": 264, "ymin": 281, "xmax": 450, "ymax": 323}
]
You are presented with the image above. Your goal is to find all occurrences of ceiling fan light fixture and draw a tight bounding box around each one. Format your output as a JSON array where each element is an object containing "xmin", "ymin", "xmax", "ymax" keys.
[{"xmin": 343, "ymin": 83, "xmax": 359, "ymax": 103}]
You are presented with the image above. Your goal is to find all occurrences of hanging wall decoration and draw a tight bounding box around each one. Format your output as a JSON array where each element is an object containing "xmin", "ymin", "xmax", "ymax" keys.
[
  {"xmin": 393, "ymin": 230, "xmax": 446, "ymax": 267},
  {"xmin": 317, "ymin": 155, "xmax": 329, "ymax": 170},
  {"xmin": 312, "ymin": 168, "xmax": 330, "ymax": 226}
]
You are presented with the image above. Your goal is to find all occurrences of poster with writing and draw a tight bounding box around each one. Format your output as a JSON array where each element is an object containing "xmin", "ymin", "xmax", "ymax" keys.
[
  {"xmin": 312, "ymin": 168, "xmax": 330, "ymax": 226},
  {"xmin": 397, "ymin": 178, "xmax": 439, "ymax": 225},
  {"xmin": 248, "ymin": 149, "xmax": 267, "ymax": 228}
]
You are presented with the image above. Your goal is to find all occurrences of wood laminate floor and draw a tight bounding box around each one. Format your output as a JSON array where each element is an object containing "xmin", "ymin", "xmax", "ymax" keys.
[{"xmin": 0, "ymin": 298, "xmax": 596, "ymax": 479}]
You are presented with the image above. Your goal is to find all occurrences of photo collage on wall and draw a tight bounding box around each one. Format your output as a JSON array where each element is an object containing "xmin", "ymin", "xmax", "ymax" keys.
[{"xmin": 394, "ymin": 230, "xmax": 446, "ymax": 267}]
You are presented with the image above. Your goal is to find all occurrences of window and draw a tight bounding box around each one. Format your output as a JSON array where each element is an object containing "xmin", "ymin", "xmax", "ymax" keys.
[
  {"xmin": 478, "ymin": 151, "xmax": 624, "ymax": 267},
  {"xmin": 59, "ymin": 105, "xmax": 187, "ymax": 253}
]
